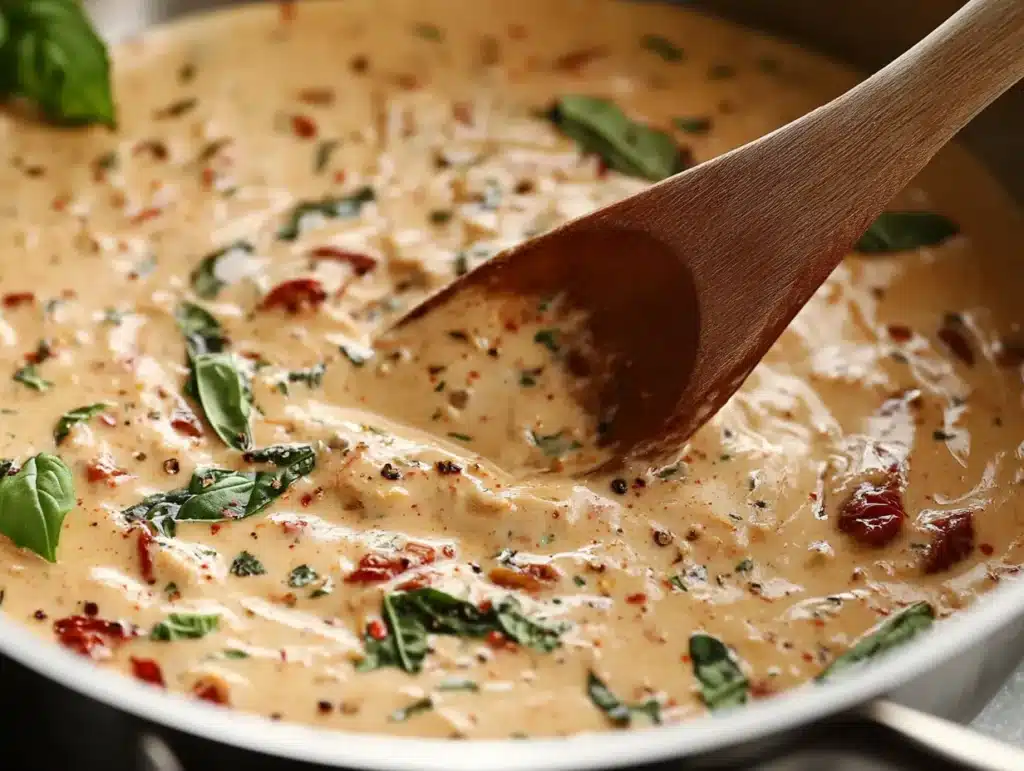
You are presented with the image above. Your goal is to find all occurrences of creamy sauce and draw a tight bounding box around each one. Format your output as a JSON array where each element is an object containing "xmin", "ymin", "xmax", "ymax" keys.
[{"xmin": 2, "ymin": 0, "xmax": 1024, "ymax": 738}]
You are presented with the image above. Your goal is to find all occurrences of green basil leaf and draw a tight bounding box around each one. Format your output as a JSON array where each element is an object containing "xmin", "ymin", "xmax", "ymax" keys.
[
  {"xmin": 689, "ymin": 633, "xmax": 749, "ymax": 710},
  {"xmin": 174, "ymin": 302, "xmax": 226, "ymax": 360},
  {"xmin": 288, "ymin": 564, "xmax": 317, "ymax": 587},
  {"xmin": 530, "ymin": 430, "xmax": 582, "ymax": 458},
  {"xmin": 817, "ymin": 602, "xmax": 934, "ymax": 681},
  {"xmin": 855, "ymin": 212, "xmax": 959, "ymax": 254},
  {"xmin": 358, "ymin": 588, "xmax": 566, "ymax": 674},
  {"xmin": 640, "ymin": 34, "xmax": 683, "ymax": 62},
  {"xmin": 586, "ymin": 671, "xmax": 662, "ymax": 727},
  {"xmin": 0, "ymin": 453, "xmax": 74, "ymax": 562},
  {"xmin": 229, "ymin": 550, "xmax": 266, "ymax": 577},
  {"xmin": 12, "ymin": 363, "xmax": 51, "ymax": 391},
  {"xmin": 53, "ymin": 402, "xmax": 109, "ymax": 444},
  {"xmin": 548, "ymin": 95, "xmax": 687, "ymax": 181},
  {"xmin": 122, "ymin": 445, "xmax": 315, "ymax": 534},
  {"xmin": 190, "ymin": 241, "xmax": 254, "ymax": 299},
  {"xmin": 277, "ymin": 186, "xmax": 375, "ymax": 241},
  {"xmin": 389, "ymin": 697, "xmax": 433, "ymax": 723},
  {"xmin": 193, "ymin": 353, "xmax": 252, "ymax": 450},
  {"xmin": 0, "ymin": 0, "xmax": 115, "ymax": 126},
  {"xmin": 151, "ymin": 612, "xmax": 220, "ymax": 641},
  {"xmin": 286, "ymin": 362, "xmax": 326, "ymax": 389}
]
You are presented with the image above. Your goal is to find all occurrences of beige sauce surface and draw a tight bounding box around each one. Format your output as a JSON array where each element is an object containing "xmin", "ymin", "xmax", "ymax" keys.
[{"xmin": 2, "ymin": 0, "xmax": 1024, "ymax": 738}]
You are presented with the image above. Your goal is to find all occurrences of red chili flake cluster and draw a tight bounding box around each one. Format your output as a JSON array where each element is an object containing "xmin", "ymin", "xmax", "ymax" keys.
[
  {"xmin": 837, "ymin": 477, "xmax": 906, "ymax": 547},
  {"xmin": 170, "ymin": 405, "xmax": 204, "ymax": 437},
  {"xmin": 625, "ymin": 592, "xmax": 647, "ymax": 605},
  {"xmin": 552, "ymin": 46, "xmax": 609, "ymax": 73},
  {"xmin": 130, "ymin": 657, "xmax": 166, "ymax": 687},
  {"xmin": 309, "ymin": 246, "xmax": 377, "ymax": 275},
  {"xmin": 137, "ymin": 526, "xmax": 157, "ymax": 585},
  {"xmin": 261, "ymin": 279, "xmax": 328, "ymax": 314},
  {"xmin": 2, "ymin": 292, "xmax": 34, "ymax": 308},
  {"xmin": 345, "ymin": 542, "xmax": 439, "ymax": 584},
  {"xmin": 291, "ymin": 114, "xmax": 318, "ymax": 139},
  {"xmin": 887, "ymin": 324, "xmax": 913, "ymax": 343},
  {"xmin": 366, "ymin": 619, "xmax": 388, "ymax": 640},
  {"xmin": 86, "ymin": 455, "xmax": 133, "ymax": 486},
  {"xmin": 922, "ymin": 510, "xmax": 975, "ymax": 574},
  {"xmin": 193, "ymin": 677, "xmax": 230, "ymax": 706},
  {"xmin": 54, "ymin": 615, "xmax": 134, "ymax": 658}
]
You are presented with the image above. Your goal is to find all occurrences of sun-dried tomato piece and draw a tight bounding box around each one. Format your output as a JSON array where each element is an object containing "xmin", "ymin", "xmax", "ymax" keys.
[
  {"xmin": 54, "ymin": 615, "xmax": 134, "ymax": 657},
  {"xmin": 261, "ymin": 278, "xmax": 327, "ymax": 314},
  {"xmin": 345, "ymin": 542, "xmax": 437, "ymax": 584},
  {"xmin": 838, "ymin": 479, "xmax": 906, "ymax": 547},
  {"xmin": 137, "ymin": 526, "xmax": 157, "ymax": 585},
  {"xmin": 366, "ymin": 619, "xmax": 388, "ymax": 640},
  {"xmin": 308, "ymin": 247, "xmax": 377, "ymax": 275},
  {"xmin": 86, "ymin": 455, "xmax": 133, "ymax": 486},
  {"xmin": 922, "ymin": 510, "xmax": 975, "ymax": 574},
  {"xmin": 887, "ymin": 324, "xmax": 913, "ymax": 343},
  {"xmin": 938, "ymin": 316, "xmax": 975, "ymax": 366},
  {"xmin": 2, "ymin": 292, "xmax": 34, "ymax": 308},
  {"xmin": 170, "ymin": 404, "xmax": 204, "ymax": 437},
  {"xmin": 488, "ymin": 566, "xmax": 544, "ymax": 592},
  {"xmin": 130, "ymin": 657, "xmax": 165, "ymax": 687}
]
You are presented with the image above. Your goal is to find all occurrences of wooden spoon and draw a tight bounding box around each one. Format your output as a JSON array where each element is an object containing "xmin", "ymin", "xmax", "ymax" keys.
[{"xmin": 395, "ymin": 0, "xmax": 1024, "ymax": 464}]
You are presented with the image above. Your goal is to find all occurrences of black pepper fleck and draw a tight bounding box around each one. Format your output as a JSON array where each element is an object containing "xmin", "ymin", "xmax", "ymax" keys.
[
  {"xmin": 381, "ymin": 463, "xmax": 402, "ymax": 481},
  {"xmin": 33, "ymin": 610, "xmax": 47, "ymax": 621},
  {"xmin": 317, "ymin": 700, "xmax": 333, "ymax": 714},
  {"xmin": 610, "ymin": 478, "xmax": 628, "ymax": 495},
  {"xmin": 83, "ymin": 601, "xmax": 99, "ymax": 617},
  {"xmin": 163, "ymin": 458, "xmax": 180, "ymax": 475}
]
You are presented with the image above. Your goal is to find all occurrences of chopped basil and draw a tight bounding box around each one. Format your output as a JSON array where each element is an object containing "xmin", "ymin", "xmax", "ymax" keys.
[
  {"xmin": 13, "ymin": 364, "xmax": 51, "ymax": 391},
  {"xmin": 689, "ymin": 633, "xmax": 749, "ymax": 710},
  {"xmin": 817, "ymin": 602, "xmax": 935, "ymax": 681},
  {"xmin": 122, "ymin": 445, "xmax": 315, "ymax": 536},
  {"xmin": 530, "ymin": 430, "xmax": 582, "ymax": 457},
  {"xmin": 286, "ymin": 362, "xmax": 326, "ymax": 389},
  {"xmin": 358, "ymin": 588, "xmax": 566, "ymax": 674},
  {"xmin": 673, "ymin": 116, "xmax": 712, "ymax": 135},
  {"xmin": 855, "ymin": 212, "xmax": 959, "ymax": 254},
  {"xmin": 389, "ymin": 697, "xmax": 433, "ymax": 722},
  {"xmin": 586, "ymin": 671, "xmax": 662, "ymax": 727},
  {"xmin": 437, "ymin": 676, "xmax": 479, "ymax": 692},
  {"xmin": 640, "ymin": 34, "xmax": 683, "ymax": 62},
  {"xmin": 548, "ymin": 95, "xmax": 687, "ymax": 181},
  {"xmin": 190, "ymin": 241, "xmax": 254, "ymax": 299},
  {"xmin": 151, "ymin": 612, "xmax": 220, "ymax": 641},
  {"xmin": 175, "ymin": 302, "xmax": 227, "ymax": 362},
  {"xmin": 223, "ymin": 649, "xmax": 250, "ymax": 660},
  {"xmin": 53, "ymin": 402, "xmax": 109, "ymax": 445},
  {"xmin": 277, "ymin": 186, "xmax": 375, "ymax": 241},
  {"xmin": 313, "ymin": 138, "xmax": 338, "ymax": 174},
  {"xmin": 0, "ymin": 0, "xmax": 115, "ymax": 126},
  {"xmin": 288, "ymin": 564, "xmax": 318, "ymax": 587},
  {"xmin": 193, "ymin": 353, "xmax": 253, "ymax": 450},
  {"xmin": 533, "ymin": 329, "xmax": 560, "ymax": 353},
  {"xmin": 0, "ymin": 453, "xmax": 74, "ymax": 562},
  {"xmin": 656, "ymin": 463, "xmax": 682, "ymax": 480},
  {"xmin": 734, "ymin": 558, "xmax": 753, "ymax": 574},
  {"xmin": 518, "ymin": 368, "xmax": 541, "ymax": 387},
  {"xmin": 412, "ymin": 23, "xmax": 443, "ymax": 42},
  {"xmin": 229, "ymin": 550, "xmax": 266, "ymax": 577},
  {"xmin": 447, "ymin": 432, "xmax": 472, "ymax": 442}
]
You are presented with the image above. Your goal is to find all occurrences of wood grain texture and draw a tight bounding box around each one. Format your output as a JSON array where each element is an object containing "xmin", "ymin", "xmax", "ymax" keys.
[{"xmin": 396, "ymin": 0, "xmax": 1024, "ymax": 465}]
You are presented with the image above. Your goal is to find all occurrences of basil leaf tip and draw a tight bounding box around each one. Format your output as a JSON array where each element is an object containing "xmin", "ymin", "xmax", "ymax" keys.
[
  {"xmin": 54, "ymin": 402, "xmax": 109, "ymax": 444},
  {"xmin": 151, "ymin": 612, "xmax": 220, "ymax": 641},
  {"xmin": 855, "ymin": 211, "xmax": 959, "ymax": 254},
  {"xmin": 587, "ymin": 671, "xmax": 662, "ymax": 727},
  {"xmin": 817, "ymin": 602, "xmax": 935, "ymax": 681},
  {"xmin": 0, "ymin": 452, "xmax": 75, "ymax": 562},
  {"xmin": 689, "ymin": 632, "xmax": 749, "ymax": 710},
  {"xmin": 0, "ymin": 0, "xmax": 116, "ymax": 127}
]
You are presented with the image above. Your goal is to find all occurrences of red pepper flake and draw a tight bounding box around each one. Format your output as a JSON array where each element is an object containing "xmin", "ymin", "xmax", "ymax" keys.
[
  {"xmin": 54, "ymin": 615, "xmax": 134, "ymax": 658},
  {"xmin": 170, "ymin": 405, "xmax": 204, "ymax": 437},
  {"xmin": 625, "ymin": 592, "xmax": 647, "ymax": 605},
  {"xmin": 298, "ymin": 87, "xmax": 335, "ymax": 106},
  {"xmin": 441, "ymin": 544, "xmax": 456, "ymax": 559},
  {"xmin": 837, "ymin": 477, "xmax": 905, "ymax": 547},
  {"xmin": 887, "ymin": 324, "xmax": 913, "ymax": 343},
  {"xmin": 350, "ymin": 55, "xmax": 369, "ymax": 74},
  {"xmin": 452, "ymin": 102, "xmax": 474, "ymax": 126},
  {"xmin": 395, "ymin": 572, "xmax": 436, "ymax": 591},
  {"xmin": 486, "ymin": 630, "xmax": 512, "ymax": 650},
  {"xmin": 922, "ymin": 510, "xmax": 975, "ymax": 574},
  {"xmin": 300, "ymin": 492, "xmax": 314, "ymax": 507},
  {"xmin": 980, "ymin": 543, "xmax": 994, "ymax": 556},
  {"xmin": 749, "ymin": 680, "xmax": 777, "ymax": 699},
  {"xmin": 131, "ymin": 207, "xmax": 162, "ymax": 226},
  {"xmin": 937, "ymin": 316, "xmax": 975, "ymax": 366},
  {"xmin": 308, "ymin": 247, "xmax": 377, "ymax": 275},
  {"xmin": 86, "ymin": 455, "xmax": 134, "ymax": 486},
  {"xmin": 291, "ymin": 114, "xmax": 318, "ymax": 139},
  {"xmin": 193, "ymin": 677, "xmax": 230, "ymax": 706},
  {"xmin": 366, "ymin": 619, "xmax": 388, "ymax": 640},
  {"xmin": 553, "ymin": 46, "xmax": 608, "ymax": 73},
  {"xmin": 346, "ymin": 543, "xmax": 437, "ymax": 584},
  {"xmin": 261, "ymin": 278, "xmax": 328, "ymax": 314},
  {"xmin": 130, "ymin": 657, "xmax": 166, "ymax": 687},
  {"xmin": 2, "ymin": 292, "xmax": 34, "ymax": 308},
  {"xmin": 136, "ymin": 526, "xmax": 157, "ymax": 585}
]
